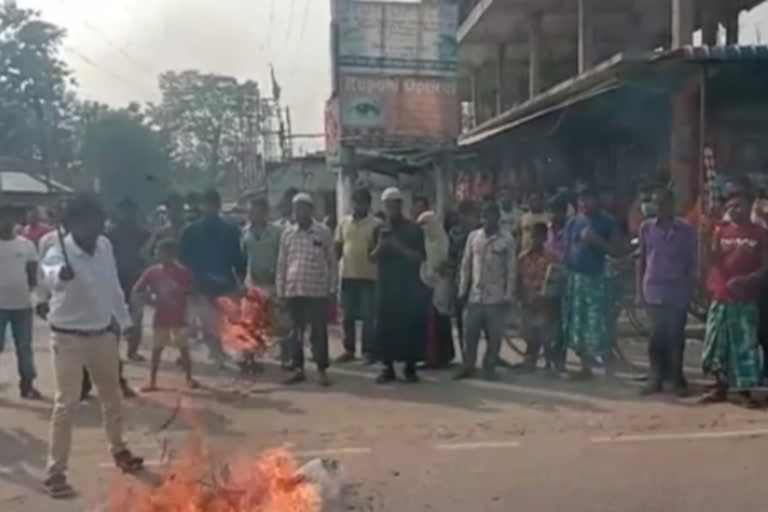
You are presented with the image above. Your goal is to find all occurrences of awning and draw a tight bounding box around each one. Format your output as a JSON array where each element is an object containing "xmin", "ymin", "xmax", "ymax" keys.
[{"xmin": 459, "ymin": 45, "xmax": 768, "ymax": 148}]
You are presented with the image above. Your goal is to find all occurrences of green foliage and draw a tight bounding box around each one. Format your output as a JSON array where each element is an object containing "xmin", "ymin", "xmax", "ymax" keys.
[
  {"xmin": 0, "ymin": 1, "xmax": 72, "ymax": 161},
  {"xmin": 79, "ymin": 106, "xmax": 170, "ymax": 210},
  {"xmin": 149, "ymin": 71, "xmax": 261, "ymax": 192}
]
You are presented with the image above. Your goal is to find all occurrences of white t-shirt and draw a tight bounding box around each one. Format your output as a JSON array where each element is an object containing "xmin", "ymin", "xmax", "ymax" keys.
[{"xmin": 0, "ymin": 237, "xmax": 37, "ymax": 309}]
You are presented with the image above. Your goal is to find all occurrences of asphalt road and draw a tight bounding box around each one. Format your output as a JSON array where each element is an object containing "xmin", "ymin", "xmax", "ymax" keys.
[{"xmin": 1, "ymin": 324, "xmax": 768, "ymax": 511}]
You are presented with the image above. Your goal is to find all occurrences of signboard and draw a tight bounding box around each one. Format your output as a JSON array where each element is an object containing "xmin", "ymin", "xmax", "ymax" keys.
[
  {"xmin": 340, "ymin": 74, "xmax": 458, "ymax": 144},
  {"xmin": 335, "ymin": 0, "xmax": 458, "ymax": 78},
  {"xmin": 325, "ymin": 96, "xmax": 341, "ymax": 165}
]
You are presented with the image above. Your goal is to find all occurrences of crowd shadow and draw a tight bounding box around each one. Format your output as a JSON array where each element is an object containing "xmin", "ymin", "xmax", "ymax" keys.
[{"xmin": 0, "ymin": 427, "xmax": 47, "ymax": 495}]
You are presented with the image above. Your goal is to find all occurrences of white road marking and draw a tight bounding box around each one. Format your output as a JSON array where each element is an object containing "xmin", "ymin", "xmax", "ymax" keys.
[
  {"xmin": 592, "ymin": 429, "xmax": 768, "ymax": 444},
  {"xmin": 434, "ymin": 441, "xmax": 521, "ymax": 451}
]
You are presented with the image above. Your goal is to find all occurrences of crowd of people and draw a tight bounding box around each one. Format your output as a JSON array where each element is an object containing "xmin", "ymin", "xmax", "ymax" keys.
[{"xmin": 2, "ymin": 174, "xmax": 768, "ymax": 496}]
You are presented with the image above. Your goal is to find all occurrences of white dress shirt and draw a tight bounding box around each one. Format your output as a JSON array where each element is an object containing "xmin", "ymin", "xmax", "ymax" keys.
[{"xmin": 41, "ymin": 234, "xmax": 132, "ymax": 331}]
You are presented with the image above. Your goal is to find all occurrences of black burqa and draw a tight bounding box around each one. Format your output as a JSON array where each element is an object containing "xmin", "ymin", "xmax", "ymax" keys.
[{"xmin": 373, "ymin": 218, "xmax": 428, "ymax": 364}]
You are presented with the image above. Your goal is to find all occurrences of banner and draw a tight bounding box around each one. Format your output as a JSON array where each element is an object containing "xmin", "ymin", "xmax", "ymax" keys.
[
  {"xmin": 340, "ymin": 74, "xmax": 458, "ymax": 144},
  {"xmin": 335, "ymin": 0, "xmax": 458, "ymax": 78}
]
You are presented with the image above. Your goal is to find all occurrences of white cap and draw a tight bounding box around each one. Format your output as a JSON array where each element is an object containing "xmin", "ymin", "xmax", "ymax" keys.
[
  {"xmin": 381, "ymin": 187, "xmax": 403, "ymax": 201},
  {"xmin": 292, "ymin": 193, "xmax": 313, "ymax": 205}
]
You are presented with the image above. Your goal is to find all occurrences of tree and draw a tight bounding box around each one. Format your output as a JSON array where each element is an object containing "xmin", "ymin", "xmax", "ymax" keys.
[
  {"xmin": 149, "ymin": 70, "xmax": 261, "ymax": 192},
  {"xmin": 0, "ymin": 1, "xmax": 73, "ymax": 166},
  {"xmin": 79, "ymin": 106, "xmax": 170, "ymax": 210}
]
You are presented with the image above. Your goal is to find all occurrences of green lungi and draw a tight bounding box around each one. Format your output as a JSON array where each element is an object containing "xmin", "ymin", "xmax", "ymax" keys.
[
  {"xmin": 561, "ymin": 271, "xmax": 609, "ymax": 362},
  {"xmin": 702, "ymin": 302, "xmax": 763, "ymax": 390}
]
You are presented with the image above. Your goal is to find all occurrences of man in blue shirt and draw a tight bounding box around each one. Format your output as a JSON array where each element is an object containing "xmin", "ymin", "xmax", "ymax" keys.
[
  {"xmin": 179, "ymin": 188, "xmax": 246, "ymax": 363},
  {"xmin": 562, "ymin": 185, "xmax": 619, "ymax": 379}
]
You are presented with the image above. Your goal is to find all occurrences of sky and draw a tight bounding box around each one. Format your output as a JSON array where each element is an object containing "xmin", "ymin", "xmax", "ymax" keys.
[
  {"xmin": 15, "ymin": 0, "xmax": 768, "ymax": 152},
  {"xmin": 17, "ymin": 0, "xmax": 332, "ymax": 154}
]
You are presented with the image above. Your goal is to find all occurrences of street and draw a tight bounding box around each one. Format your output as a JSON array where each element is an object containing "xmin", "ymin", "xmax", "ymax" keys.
[{"xmin": 2, "ymin": 324, "xmax": 768, "ymax": 511}]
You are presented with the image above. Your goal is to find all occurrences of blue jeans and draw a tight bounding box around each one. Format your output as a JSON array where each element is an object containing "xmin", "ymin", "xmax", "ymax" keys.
[{"xmin": 0, "ymin": 309, "xmax": 36, "ymax": 383}]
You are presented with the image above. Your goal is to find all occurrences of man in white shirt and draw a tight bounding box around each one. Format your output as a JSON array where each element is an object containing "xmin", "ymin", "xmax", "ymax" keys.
[
  {"xmin": 40, "ymin": 195, "xmax": 143, "ymax": 498},
  {"xmin": 0, "ymin": 205, "xmax": 42, "ymax": 400}
]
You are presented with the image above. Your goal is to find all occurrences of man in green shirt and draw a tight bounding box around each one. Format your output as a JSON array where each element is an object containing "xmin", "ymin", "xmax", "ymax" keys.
[
  {"xmin": 242, "ymin": 196, "xmax": 282, "ymax": 291},
  {"xmin": 241, "ymin": 196, "xmax": 284, "ymax": 374}
]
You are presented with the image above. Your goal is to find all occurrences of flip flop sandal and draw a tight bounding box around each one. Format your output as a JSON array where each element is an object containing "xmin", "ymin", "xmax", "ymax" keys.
[
  {"xmin": 113, "ymin": 449, "xmax": 144, "ymax": 473},
  {"xmin": 44, "ymin": 475, "xmax": 76, "ymax": 499},
  {"xmin": 696, "ymin": 389, "xmax": 727, "ymax": 404}
]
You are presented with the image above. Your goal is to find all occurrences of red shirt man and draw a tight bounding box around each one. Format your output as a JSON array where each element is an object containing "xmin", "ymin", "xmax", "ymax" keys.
[{"xmin": 708, "ymin": 221, "xmax": 768, "ymax": 303}]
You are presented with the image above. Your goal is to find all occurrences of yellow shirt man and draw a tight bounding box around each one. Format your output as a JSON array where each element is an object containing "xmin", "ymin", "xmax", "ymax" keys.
[
  {"xmin": 336, "ymin": 214, "xmax": 380, "ymax": 281},
  {"xmin": 519, "ymin": 211, "xmax": 552, "ymax": 252}
]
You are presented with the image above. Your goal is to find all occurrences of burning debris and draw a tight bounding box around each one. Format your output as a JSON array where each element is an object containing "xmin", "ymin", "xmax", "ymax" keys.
[
  {"xmin": 217, "ymin": 287, "xmax": 275, "ymax": 355},
  {"xmin": 105, "ymin": 441, "xmax": 341, "ymax": 512}
]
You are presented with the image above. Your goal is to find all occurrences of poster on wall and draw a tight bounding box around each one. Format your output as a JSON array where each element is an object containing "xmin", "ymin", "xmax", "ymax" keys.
[
  {"xmin": 335, "ymin": 0, "xmax": 458, "ymax": 78},
  {"xmin": 340, "ymin": 74, "xmax": 458, "ymax": 144}
]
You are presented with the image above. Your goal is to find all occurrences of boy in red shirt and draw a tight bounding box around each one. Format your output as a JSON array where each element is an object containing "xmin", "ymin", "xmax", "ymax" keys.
[
  {"xmin": 701, "ymin": 190, "xmax": 768, "ymax": 407},
  {"xmin": 132, "ymin": 239, "xmax": 198, "ymax": 391}
]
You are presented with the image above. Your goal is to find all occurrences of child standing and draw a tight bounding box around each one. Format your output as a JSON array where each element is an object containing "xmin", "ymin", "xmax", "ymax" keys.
[
  {"xmin": 518, "ymin": 222, "xmax": 561, "ymax": 372},
  {"xmin": 132, "ymin": 239, "xmax": 198, "ymax": 391}
]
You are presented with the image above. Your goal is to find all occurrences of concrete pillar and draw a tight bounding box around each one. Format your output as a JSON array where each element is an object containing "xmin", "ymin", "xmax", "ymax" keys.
[
  {"xmin": 528, "ymin": 12, "xmax": 542, "ymax": 98},
  {"xmin": 495, "ymin": 44, "xmax": 505, "ymax": 115},
  {"xmin": 724, "ymin": 8, "xmax": 739, "ymax": 45},
  {"xmin": 701, "ymin": 1, "xmax": 719, "ymax": 46},
  {"xmin": 577, "ymin": 0, "xmax": 594, "ymax": 73},
  {"xmin": 671, "ymin": 0, "xmax": 694, "ymax": 48}
]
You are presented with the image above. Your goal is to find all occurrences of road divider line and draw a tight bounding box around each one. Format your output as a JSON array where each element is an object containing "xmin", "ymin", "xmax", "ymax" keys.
[
  {"xmin": 592, "ymin": 429, "xmax": 768, "ymax": 444},
  {"xmin": 435, "ymin": 441, "xmax": 521, "ymax": 451}
]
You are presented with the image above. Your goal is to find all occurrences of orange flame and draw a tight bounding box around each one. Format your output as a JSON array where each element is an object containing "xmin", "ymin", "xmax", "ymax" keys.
[
  {"xmin": 217, "ymin": 287, "xmax": 275, "ymax": 354},
  {"xmin": 106, "ymin": 441, "xmax": 321, "ymax": 512}
]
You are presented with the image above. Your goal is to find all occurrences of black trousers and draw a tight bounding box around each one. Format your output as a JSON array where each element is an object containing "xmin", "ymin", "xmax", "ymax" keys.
[
  {"xmin": 287, "ymin": 297, "xmax": 329, "ymax": 371},
  {"xmin": 646, "ymin": 305, "xmax": 688, "ymax": 386}
]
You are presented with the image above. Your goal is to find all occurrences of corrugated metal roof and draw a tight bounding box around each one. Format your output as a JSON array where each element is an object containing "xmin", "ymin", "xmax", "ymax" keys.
[
  {"xmin": 0, "ymin": 171, "xmax": 73, "ymax": 194},
  {"xmin": 458, "ymin": 45, "xmax": 768, "ymax": 147}
]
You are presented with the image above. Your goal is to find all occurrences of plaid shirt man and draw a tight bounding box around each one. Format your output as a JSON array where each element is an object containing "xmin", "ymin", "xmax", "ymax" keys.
[
  {"xmin": 459, "ymin": 228, "xmax": 517, "ymax": 305},
  {"xmin": 276, "ymin": 221, "xmax": 337, "ymax": 298}
]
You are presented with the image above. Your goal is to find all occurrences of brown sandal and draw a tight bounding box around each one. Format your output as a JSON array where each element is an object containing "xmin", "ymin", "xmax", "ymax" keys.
[
  {"xmin": 43, "ymin": 474, "xmax": 76, "ymax": 499},
  {"xmin": 697, "ymin": 388, "xmax": 727, "ymax": 404},
  {"xmin": 113, "ymin": 449, "xmax": 144, "ymax": 473}
]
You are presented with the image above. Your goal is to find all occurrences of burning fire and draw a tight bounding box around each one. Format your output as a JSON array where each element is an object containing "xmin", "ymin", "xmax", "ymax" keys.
[
  {"xmin": 217, "ymin": 287, "xmax": 275, "ymax": 354},
  {"xmin": 106, "ymin": 441, "xmax": 321, "ymax": 512}
]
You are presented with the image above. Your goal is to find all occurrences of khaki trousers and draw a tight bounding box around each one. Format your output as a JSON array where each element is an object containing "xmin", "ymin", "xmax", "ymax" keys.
[{"xmin": 46, "ymin": 331, "xmax": 126, "ymax": 477}]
